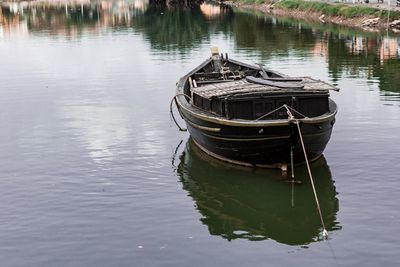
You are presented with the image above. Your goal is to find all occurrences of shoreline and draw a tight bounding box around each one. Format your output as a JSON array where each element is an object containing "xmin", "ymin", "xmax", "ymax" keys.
[{"xmin": 224, "ymin": 0, "xmax": 400, "ymax": 33}]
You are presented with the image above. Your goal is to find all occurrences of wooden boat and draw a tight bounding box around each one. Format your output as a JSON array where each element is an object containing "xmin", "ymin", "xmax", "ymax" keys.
[{"xmin": 174, "ymin": 48, "xmax": 338, "ymax": 168}]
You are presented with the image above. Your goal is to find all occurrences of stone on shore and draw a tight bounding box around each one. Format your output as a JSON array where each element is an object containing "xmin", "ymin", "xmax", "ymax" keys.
[
  {"xmin": 389, "ymin": 19, "xmax": 400, "ymax": 29},
  {"xmin": 361, "ymin": 18, "xmax": 380, "ymax": 28}
]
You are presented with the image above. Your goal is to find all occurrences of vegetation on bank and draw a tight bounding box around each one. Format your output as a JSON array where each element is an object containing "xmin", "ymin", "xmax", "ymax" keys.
[
  {"xmin": 232, "ymin": 0, "xmax": 400, "ymax": 19},
  {"xmin": 236, "ymin": 0, "xmax": 266, "ymax": 4}
]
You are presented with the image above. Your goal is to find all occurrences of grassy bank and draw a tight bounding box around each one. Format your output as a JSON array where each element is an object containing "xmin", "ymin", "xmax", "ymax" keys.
[
  {"xmin": 275, "ymin": 0, "xmax": 400, "ymax": 19},
  {"xmin": 231, "ymin": 0, "xmax": 400, "ymax": 19}
]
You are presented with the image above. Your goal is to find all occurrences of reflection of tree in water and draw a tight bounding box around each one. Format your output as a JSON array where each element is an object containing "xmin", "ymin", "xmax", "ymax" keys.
[
  {"xmin": 325, "ymin": 34, "xmax": 400, "ymax": 94},
  {"xmin": 177, "ymin": 139, "xmax": 341, "ymax": 245},
  {"xmin": 2, "ymin": 1, "xmax": 400, "ymax": 95},
  {"xmin": 26, "ymin": 7, "xmax": 99, "ymax": 33},
  {"xmin": 0, "ymin": 1, "xmax": 132, "ymax": 37},
  {"xmin": 230, "ymin": 12, "xmax": 400, "ymax": 95},
  {"xmin": 326, "ymin": 34, "xmax": 379, "ymax": 82},
  {"xmin": 232, "ymin": 13, "xmax": 318, "ymax": 58},
  {"xmin": 373, "ymin": 59, "xmax": 400, "ymax": 94},
  {"xmin": 132, "ymin": 4, "xmax": 233, "ymax": 52},
  {"xmin": 134, "ymin": 6, "xmax": 209, "ymax": 51}
]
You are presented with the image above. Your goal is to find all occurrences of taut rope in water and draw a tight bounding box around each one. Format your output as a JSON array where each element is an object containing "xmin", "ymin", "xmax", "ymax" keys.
[{"xmin": 284, "ymin": 105, "xmax": 328, "ymax": 239}]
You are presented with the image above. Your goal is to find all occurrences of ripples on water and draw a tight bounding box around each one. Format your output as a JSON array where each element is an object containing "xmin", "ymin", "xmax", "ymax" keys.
[{"xmin": 0, "ymin": 0, "xmax": 400, "ymax": 266}]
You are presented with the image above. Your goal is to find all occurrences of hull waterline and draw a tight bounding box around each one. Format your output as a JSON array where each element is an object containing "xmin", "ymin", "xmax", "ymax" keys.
[{"xmin": 177, "ymin": 99, "xmax": 336, "ymax": 167}]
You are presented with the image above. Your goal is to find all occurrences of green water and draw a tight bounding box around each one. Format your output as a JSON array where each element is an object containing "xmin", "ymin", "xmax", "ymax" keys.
[{"xmin": 1, "ymin": 1, "xmax": 399, "ymax": 266}]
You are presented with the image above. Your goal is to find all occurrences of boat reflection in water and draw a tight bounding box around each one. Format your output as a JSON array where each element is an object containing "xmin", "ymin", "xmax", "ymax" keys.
[{"xmin": 176, "ymin": 138, "xmax": 341, "ymax": 245}]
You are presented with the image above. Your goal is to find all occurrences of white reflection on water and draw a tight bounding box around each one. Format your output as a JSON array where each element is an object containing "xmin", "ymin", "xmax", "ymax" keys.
[
  {"xmin": 61, "ymin": 102, "xmax": 130, "ymax": 163},
  {"xmin": 136, "ymin": 122, "xmax": 165, "ymax": 157}
]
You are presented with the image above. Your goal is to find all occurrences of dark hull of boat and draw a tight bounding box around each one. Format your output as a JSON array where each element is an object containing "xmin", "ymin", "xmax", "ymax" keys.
[{"xmin": 177, "ymin": 100, "xmax": 336, "ymax": 167}]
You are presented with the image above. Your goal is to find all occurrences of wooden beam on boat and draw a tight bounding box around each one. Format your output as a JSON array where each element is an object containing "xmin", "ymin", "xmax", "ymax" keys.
[{"xmin": 191, "ymin": 78, "xmax": 337, "ymax": 100}]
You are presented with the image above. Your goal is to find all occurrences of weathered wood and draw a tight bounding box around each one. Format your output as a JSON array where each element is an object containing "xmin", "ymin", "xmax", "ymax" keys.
[
  {"xmin": 191, "ymin": 77, "xmax": 338, "ymax": 99},
  {"xmin": 246, "ymin": 76, "xmax": 304, "ymax": 89}
]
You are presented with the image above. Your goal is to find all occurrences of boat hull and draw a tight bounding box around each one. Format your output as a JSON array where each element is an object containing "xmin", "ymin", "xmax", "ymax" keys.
[{"xmin": 178, "ymin": 100, "xmax": 336, "ymax": 167}]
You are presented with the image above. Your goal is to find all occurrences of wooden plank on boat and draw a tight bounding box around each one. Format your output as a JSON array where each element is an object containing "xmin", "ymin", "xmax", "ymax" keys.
[
  {"xmin": 191, "ymin": 77, "xmax": 338, "ymax": 99},
  {"xmin": 246, "ymin": 76, "xmax": 304, "ymax": 89},
  {"xmin": 302, "ymin": 77, "xmax": 339, "ymax": 91}
]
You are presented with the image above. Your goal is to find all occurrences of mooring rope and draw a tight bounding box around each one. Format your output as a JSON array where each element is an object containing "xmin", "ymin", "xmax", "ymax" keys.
[
  {"xmin": 255, "ymin": 105, "xmax": 287, "ymax": 120},
  {"xmin": 170, "ymin": 94, "xmax": 190, "ymax": 132},
  {"xmin": 256, "ymin": 103, "xmax": 307, "ymax": 121},
  {"xmin": 171, "ymin": 139, "xmax": 184, "ymax": 170},
  {"xmin": 295, "ymin": 120, "xmax": 328, "ymax": 239},
  {"xmin": 386, "ymin": 3, "xmax": 391, "ymax": 32},
  {"xmin": 284, "ymin": 105, "xmax": 328, "ymax": 239},
  {"xmin": 286, "ymin": 105, "xmax": 307, "ymax": 118}
]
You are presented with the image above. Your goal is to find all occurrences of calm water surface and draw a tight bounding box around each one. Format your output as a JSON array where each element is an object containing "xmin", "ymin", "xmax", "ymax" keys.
[{"xmin": 1, "ymin": 1, "xmax": 400, "ymax": 266}]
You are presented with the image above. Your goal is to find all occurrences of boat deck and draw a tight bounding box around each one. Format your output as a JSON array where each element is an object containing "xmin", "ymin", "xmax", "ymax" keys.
[{"xmin": 192, "ymin": 77, "xmax": 338, "ymax": 100}]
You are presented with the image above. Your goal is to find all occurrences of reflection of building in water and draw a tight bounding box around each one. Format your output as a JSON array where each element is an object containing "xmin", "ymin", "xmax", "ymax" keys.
[
  {"xmin": 344, "ymin": 35, "xmax": 370, "ymax": 55},
  {"xmin": 398, "ymin": 38, "xmax": 400, "ymax": 57},
  {"xmin": 0, "ymin": 7, "xmax": 2, "ymax": 39},
  {"xmin": 199, "ymin": 3, "xmax": 220, "ymax": 19},
  {"xmin": 0, "ymin": 4, "xmax": 29, "ymax": 39},
  {"xmin": 311, "ymin": 38, "xmax": 328, "ymax": 58},
  {"xmin": 379, "ymin": 37, "xmax": 399, "ymax": 63},
  {"xmin": 0, "ymin": 0, "xmax": 149, "ymax": 38},
  {"xmin": 343, "ymin": 34, "xmax": 399, "ymax": 63}
]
